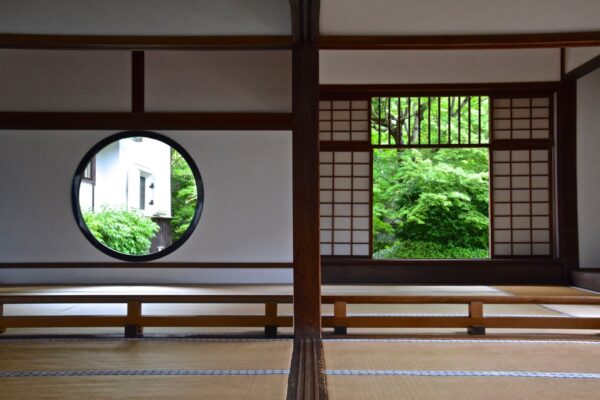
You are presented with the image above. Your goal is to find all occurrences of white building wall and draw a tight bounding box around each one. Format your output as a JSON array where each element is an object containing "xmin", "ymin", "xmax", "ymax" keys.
[{"xmin": 577, "ymin": 68, "xmax": 600, "ymax": 268}]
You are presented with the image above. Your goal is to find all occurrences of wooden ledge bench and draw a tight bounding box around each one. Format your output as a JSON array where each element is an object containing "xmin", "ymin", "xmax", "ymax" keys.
[
  {"xmin": 1, "ymin": 291, "xmax": 599, "ymax": 337},
  {"xmin": 0, "ymin": 294, "xmax": 294, "ymax": 337},
  {"xmin": 323, "ymin": 295, "xmax": 600, "ymax": 335}
]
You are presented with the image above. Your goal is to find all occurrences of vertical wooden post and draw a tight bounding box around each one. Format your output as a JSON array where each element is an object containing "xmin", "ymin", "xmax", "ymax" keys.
[
  {"xmin": 333, "ymin": 301, "xmax": 347, "ymax": 335},
  {"xmin": 265, "ymin": 301, "xmax": 278, "ymax": 337},
  {"xmin": 132, "ymin": 51, "xmax": 145, "ymax": 113},
  {"xmin": 468, "ymin": 300, "xmax": 485, "ymax": 335},
  {"xmin": 0, "ymin": 304, "xmax": 5, "ymax": 334},
  {"xmin": 291, "ymin": 0, "xmax": 322, "ymax": 338},
  {"xmin": 557, "ymin": 79, "xmax": 579, "ymax": 281},
  {"xmin": 125, "ymin": 301, "xmax": 143, "ymax": 338}
]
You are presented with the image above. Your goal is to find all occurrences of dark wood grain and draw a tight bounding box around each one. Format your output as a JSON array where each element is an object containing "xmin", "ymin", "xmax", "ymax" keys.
[
  {"xmin": 0, "ymin": 34, "xmax": 292, "ymax": 50},
  {"xmin": 320, "ymin": 32, "xmax": 600, "ymax": 50},
  {"xmin": 287, "ymin": 338, "xmax": 327, "ymax": 400},
  {"xmin": 0, "ymin": 112, "xmax": 292, "ymax": 130},
  {"xmin": 291, "ymin": 0, "xmax": 322, "ymax": 338},
  {"xmin": 322, "ymin": 258, "xmax": 565, "ymax": 284},
  {"xmin": 563, "ymin": 54, "xmax": 600, "ymax": 81},
  {"xmin": 131, "ymin": 51, "xmax": 144, "ymax": 113},
  {"xmin": 0, "ymin": 262, "xmax": 292, "ymax": 269},
  {"xmin": 557, "ymin": 79, "xmax": 579, "ymax": 277},
  {"xmin": 320, "ymin": 83, "xmax": 559, "ymax": 99}
]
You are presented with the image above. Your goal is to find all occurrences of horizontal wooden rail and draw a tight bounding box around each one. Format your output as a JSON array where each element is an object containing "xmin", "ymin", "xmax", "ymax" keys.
[
  {"xmin": 321, "ymin": 295, "xmax": 600, "ymax": 305},
  {"xmin": 1, "ymin": 292, "xmax": 599, "ymax": 337},
  {"xmin": 323, "ymin": 295, "xmax": 600, "ymax": 335},
  {"xmin": 0, "ymin": 294, "xmax": 293, "ymax": 337}
]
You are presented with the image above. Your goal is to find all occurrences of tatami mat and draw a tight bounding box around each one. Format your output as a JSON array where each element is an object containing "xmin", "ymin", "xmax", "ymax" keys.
[
  {"xmin": 494, "ymin": 286, "xmax": 599, "ymax": 296},
  {"xmin": 325, "ymin": 339, "xmax": 600, "ymax": 399},
  {"xmin": 0, "ymin": 375, "xmax": 289, "ymax": 400},
  {"xmin": 326, "ymin": 375, "xmax": 600, "ymax": 400},
  {"xmin": 0, "ymin": 339, "xmax": 292, "ymax": 372},
  {"xmin": 323, "ymin": 340, "xmax": 600, "ymax": 373}
]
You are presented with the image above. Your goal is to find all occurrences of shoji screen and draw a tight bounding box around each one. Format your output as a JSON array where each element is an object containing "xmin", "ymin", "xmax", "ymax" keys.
[
  {"xmin": 491, "ymin": 96, "xmax": 554, "ymax": 257},
  {"xmin": 319, "ymin": 100, "xmax": 371, "ymax": 256}
]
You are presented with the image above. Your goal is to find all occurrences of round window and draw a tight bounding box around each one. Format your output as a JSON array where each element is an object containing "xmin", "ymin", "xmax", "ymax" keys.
[{"xmin": 72, "ymin": 131, "xmax": 204, "ymax": 261}]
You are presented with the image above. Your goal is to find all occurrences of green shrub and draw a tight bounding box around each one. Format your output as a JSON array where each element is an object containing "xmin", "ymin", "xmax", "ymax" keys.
[
  {"xmin": 374, "ymin": 240, "xmax": 488, "ymax": 259},
  {"xmin": 83, "ymin": 207, "xmax": 160, "ymax": 255},
  {"xmin": 171, "ymin": 150, "xmax": 198, "ymax": 242}
]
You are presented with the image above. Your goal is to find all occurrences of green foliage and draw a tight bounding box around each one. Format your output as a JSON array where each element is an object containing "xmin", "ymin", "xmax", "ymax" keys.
[
  {"xmin": 170, "ymin": 150, "xmax": 198, "ymax": 242},
  {"xmin": 373, "ymin": 148, "xmax": 490, "ymax": 259},
  {"xmin": 371, "ymin": 96, "xmax": 489, "ymax": 146},
  {"xmin": 371, "ymin": 96, "xmax": 491, "ymax": 259},
  {"xmin": 374, "ymin": 240, "xmax": 489, "ymax": 259},
  {"xmin": 83, "ymin": 207, "xmax": 159, "ymax": 255}
]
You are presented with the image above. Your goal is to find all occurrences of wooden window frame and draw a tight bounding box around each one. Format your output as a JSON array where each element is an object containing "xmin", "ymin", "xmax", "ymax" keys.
[{"xmin": 320, "ymin": 82, "xmax": 564, "ymax": 284}]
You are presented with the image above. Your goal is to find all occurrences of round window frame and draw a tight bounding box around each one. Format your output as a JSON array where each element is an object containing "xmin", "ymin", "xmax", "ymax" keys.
[{"xmin": 72, "ymin": 131, "xmax": 204, "ymax": 262}]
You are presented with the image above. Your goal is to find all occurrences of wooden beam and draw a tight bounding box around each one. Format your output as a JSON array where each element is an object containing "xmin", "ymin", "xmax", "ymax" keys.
[
  {"xmin": 131, "ymin": 51, "xmax": 145, "ymax": 113},
  {"xmin": 322, "ymin": 259, "xmax": 565, "ymax": 285},
  {"xmin": 291, "ymin": 0, "xmax": 322, "ymax": 339},
  {"xmin": 0, "ymin": 262, "xmax": 292, "ymax": 269},
  {"xmin": 557, "ymin": 79, "xmax": 579, "ymax": 275},
  {"xmin": 0, "ymin": 34, "xmax": 292, "ymax": 50},
  {"xmin": 320, "ymin": 32, "xmax": 600, "ymax": 50},
  {"xmin": 564, "ymin": 54, "xmax": 600, "ymax": 81},
  {"xmin": 0, "ymin": 112, "xmax": 292, "ymax": 130},
  {"xmin": 320, "ymin": 82, "xmax": 560, "ymax": 100}
]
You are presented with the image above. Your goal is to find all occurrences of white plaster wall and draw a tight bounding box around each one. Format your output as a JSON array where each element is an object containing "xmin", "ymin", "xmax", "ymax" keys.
[
  {"xmin": 0, "ymin": 0, "xmax": 290, "ymax": 35},
  {"xmin": 0, "ymin": 131, "xmax": 293, "ymax": 268},
  {"xmin": 145, "ymin": 51, "xmax": 292, "ymax": 112},
  {"xmin": 565, "ymin": 47, "xmax": 600, "ymax": 73},
  {"xmin": 577, "ymin": 68, "xmax": 600, "ymax": 268},
  {"xmin": 0, "ymin": 50, "xmax": 131, "ymax": 112},
  {"xmin": 320, "ymin": 49, "xmax": 560, "ymax": 84},
  {"xmin": 321, "ymin": 0, "xmax": 600, "ymax": 35}
]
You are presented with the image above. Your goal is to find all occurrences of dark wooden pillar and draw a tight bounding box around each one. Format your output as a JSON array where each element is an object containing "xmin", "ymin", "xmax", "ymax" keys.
[
  {"xmin": 291, "ymin": 0, "xmax": 322, "ymax": 338},
  {"xmin": 557, "ymin": 79, "xmax": 579, "ymax": 279}
]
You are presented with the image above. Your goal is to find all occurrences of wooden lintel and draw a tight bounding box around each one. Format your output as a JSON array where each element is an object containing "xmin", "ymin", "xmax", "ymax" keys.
[{"xmin": 320, "ymin": 32, "xmax": 600, "ymax": 50}]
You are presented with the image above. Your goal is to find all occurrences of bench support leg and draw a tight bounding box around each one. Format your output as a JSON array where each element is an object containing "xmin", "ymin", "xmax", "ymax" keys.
[
  {"xmin": 0, "ymin": 304, "xmax": 5, "ymax": 334},
  {"xmin": 125, "ymin": 301, "xmax": 143, "ymax": 338},
  {"xmin": 265, "ymin": 302, "xmax": 278, "ymax": 337},
  {"xmin": 334, "ymin": 301, "xmax": 348, "ymax": 335},
  {"xmin": 468, "ymin": 301, "xmax": 485, "ymax": 335}
]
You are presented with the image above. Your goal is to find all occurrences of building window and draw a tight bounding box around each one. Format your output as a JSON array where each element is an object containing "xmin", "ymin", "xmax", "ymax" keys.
[
  {"xmin": 319, "ymin": 91, "xmax": 554, "ymax": 259},
  {"xmin": 139, "ymin": 175, "xmax": 147, "ymax": 210},
  {"xmin": 72, "ymin": 131, "xmax": 204, "ymax": 262}
]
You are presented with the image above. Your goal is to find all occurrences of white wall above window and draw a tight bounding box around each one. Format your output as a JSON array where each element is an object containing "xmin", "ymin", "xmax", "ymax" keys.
[
  {"xmin": 320, "ymin": 49, "xmax": 561, "ymax": 84},
  {"xmin": 321, "ymin": 0, "xmax": 600, "ymax": 35}
]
